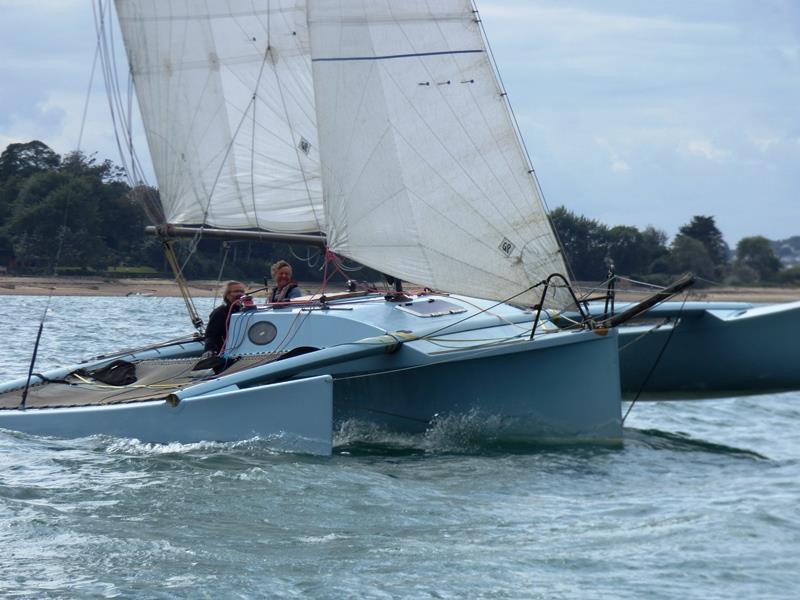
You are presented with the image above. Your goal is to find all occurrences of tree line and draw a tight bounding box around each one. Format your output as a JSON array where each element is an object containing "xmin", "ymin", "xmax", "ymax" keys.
[
  {"xmin": 0, "ymin": 141, "xmax": 327, "ymax": 282},
  {"xmin": 549, "ymin": 207, "xmax": 799, "ymax": 285},
  {"xmin": 0, "ymin": 140, "xmax": 797, "ymax": 287}
]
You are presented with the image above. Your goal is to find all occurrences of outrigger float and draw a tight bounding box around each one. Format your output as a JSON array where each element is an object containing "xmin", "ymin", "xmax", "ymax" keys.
[
  {"xmin": 602, "ymin": 300, "xmax": 800, "ymax": 398},
  {"xmin": 555, "ymin": 274, "xmax": 800, "ymax": 398}
]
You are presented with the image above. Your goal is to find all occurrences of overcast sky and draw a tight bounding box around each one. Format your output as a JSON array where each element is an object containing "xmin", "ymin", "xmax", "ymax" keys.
[{"xmin": 1, "ymin": 0, "xmax": 798, "ymax": 244}]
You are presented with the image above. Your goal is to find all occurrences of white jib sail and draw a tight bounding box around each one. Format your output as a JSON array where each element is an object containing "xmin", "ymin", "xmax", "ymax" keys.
[
  {"xmin": 307, "ymin": 0, "xmax": 571, "ymax": 307},
  {"xmin": 115, "ymin": 1, "xmax": 324, "ymax": 232}
]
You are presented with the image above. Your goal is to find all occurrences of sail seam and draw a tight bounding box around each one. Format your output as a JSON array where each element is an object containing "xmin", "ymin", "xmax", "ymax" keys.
[{"xmin": 312, "ymin": 49, "xmax": 482, "ymax": 62}]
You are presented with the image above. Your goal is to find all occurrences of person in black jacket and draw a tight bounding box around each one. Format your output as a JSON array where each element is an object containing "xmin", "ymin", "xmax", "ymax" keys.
[{"xmin": 203, "ymin": 280, "xmax": 246, "ymax": 356}]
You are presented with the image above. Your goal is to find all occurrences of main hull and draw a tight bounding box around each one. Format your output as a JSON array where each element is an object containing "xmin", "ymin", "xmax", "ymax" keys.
[
  {"xmin": 0, "ymin": 294, "xmax": 623, "ymax": 453},
  {"xmin": 332, "ymin": 331, "xmax": 621, "ymax": 443}
]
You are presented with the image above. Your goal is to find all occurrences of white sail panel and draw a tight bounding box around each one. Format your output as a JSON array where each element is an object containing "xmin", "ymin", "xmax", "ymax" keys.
[
  {"xmin": 308, "ymin": 0, "xmax": 570, "ymax": 307},
  {"xmin": 115, "ymin": 1, "xmax": 324, "ymax": 232}
]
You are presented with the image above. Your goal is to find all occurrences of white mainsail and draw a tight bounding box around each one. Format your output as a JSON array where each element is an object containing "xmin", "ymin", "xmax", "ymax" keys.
[
  {"xmin": 115, "ymin": 0, "xmax": 323, "ymax": 232},
  {"xmin": 307, "ymin": 0, "xmax": 570, "ymax": 307}
]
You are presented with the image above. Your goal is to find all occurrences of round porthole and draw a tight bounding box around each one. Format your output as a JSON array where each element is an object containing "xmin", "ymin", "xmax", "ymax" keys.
[{"xmin": 248, "ymin": 321, "xmax": 277, "ymax": 345}]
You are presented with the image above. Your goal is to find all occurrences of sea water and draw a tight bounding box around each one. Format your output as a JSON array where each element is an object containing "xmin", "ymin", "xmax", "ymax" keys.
[{"xmin": 1, "ymin": 295, "xmax": 798, "ymax": 599}]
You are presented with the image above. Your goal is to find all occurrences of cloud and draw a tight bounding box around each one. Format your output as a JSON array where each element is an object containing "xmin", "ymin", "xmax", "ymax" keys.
[
  {"xmin": 479, "ymin": 2, "xmax": 729, "ymax": 37},
  {"xmin": 684, "ymin": 139, "xmax": 730, "ymax": 162},
  {"xmin": 594, "ymin": 137, "xmax": 631, "ymax": 173},
  {"xmin": 0, "ymin": 87, "xmax": 147, "ymax": 174},
  {"xmin": 611, "ymin": 159, "xmax": 631, "ymax": 173},
  {"xmin": 780, "ymin": 45, "xmax": 800, "ymax": 62},
  {"xmin": 750, "ymin": 136, "xmax": 780, "ymax": 154}
]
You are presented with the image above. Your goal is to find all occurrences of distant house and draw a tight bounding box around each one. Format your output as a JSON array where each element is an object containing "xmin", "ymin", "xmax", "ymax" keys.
[{"xmin": 771, "ymin": 237, "xmax": 800, "ymax": 267}]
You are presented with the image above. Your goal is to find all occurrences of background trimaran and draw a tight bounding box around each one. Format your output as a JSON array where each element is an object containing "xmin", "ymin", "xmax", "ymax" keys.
[{"xmin": 0, "ymin": 1, "xmax": 710, "ymax": 453}]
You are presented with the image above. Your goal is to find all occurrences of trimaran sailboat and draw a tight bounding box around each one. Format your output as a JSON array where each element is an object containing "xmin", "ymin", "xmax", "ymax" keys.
[{"xmin": 0, "ymin": 1, "xmax": 722, "ymax": 454}]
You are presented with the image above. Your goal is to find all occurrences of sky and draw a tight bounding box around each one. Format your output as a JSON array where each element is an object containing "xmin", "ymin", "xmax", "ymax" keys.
[{"xmin": 0, "ymin": 0, "xmax": 798, "ymax": 245}]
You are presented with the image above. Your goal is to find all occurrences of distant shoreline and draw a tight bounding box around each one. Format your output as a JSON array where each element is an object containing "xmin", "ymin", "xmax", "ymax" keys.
[
  {"xmin": 0, "ymin": 275, "xmax": 334, "ymax": 299},
  {"xmin": 0, "ymin": 275, "xmax": 798, "ymax": 303}
]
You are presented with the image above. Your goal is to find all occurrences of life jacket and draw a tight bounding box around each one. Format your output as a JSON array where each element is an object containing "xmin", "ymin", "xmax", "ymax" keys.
[{"xmin": 270, "ymin": 282, "xmax": 298, "ymax": 303}]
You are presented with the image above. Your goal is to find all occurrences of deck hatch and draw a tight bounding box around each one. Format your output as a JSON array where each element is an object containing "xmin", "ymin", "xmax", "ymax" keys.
[{"xmin": 395, "ymin": 299, "xmax": 468, "ymax": 318}]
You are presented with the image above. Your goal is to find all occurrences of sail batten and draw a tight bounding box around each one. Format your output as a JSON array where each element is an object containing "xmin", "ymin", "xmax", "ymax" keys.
[{"xmin": 312, "ymin": 49, "xmax": 484, "ymax": 62}]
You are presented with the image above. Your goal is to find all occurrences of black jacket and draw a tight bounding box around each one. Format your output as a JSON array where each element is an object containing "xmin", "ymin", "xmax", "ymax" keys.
[{"xmin": 203, "ymin": 302, "xmax": 241, "ymax": 354}]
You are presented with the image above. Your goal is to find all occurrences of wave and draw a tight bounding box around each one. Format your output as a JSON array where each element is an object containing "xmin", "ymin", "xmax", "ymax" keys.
[{"xmin": 625, "ymin": 427, "xmax": 767, "ymax": 459}]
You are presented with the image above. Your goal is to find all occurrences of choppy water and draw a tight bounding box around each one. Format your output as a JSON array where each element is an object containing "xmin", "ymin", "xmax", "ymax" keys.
[{"xmin": 2, "ymin": 295, "xmax": 799, "ymax": 599}]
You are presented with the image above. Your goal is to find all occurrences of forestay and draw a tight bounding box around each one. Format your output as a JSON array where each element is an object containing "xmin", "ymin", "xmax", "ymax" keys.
[
  {"xmin": 307, "ymin": 0, "xmax": 571, "ymax": 308},
  {"xmin": 115, "ymin": 0, "xmax": 324, "ymax": 232}
]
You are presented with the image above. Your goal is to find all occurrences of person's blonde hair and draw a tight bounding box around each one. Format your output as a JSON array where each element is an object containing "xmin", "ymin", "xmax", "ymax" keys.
[{"xmin": 270, "ymin": 260, "xmax": 292, "ymax": 279}]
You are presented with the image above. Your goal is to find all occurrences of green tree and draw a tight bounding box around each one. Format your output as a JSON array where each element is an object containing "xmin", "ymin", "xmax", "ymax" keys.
[
  {"xmin": 640, "ymin": 226, "xmax": 670, "ymax": 273},
  {"xmin": 549, "ymin": 206, "xmax": 610, "ymax": 280},
  {"xmin": 0, "ymin": 233, "xmax": 14, "ymax": 266},
  {"xmin": 60, "ymin": 150, "xmax": 126, "ymax": 183},
  {"xmin": 778, "ymin": 266, "xmax": 800, "ymax": 285},
  {"xmin": 669, "ymin": 234, "xmax": 716, "ymax": 280},
  {"xmin": 6, "ymin": 176, "xmax": 109, "ymax": 270},
  {"xmin": 0, "ymin": 141, "xmax": 62, "ymax": 228},
  {"xmin": 678, "ymin": 215, "xmax": 729, "ymax": 273},
  {"xmin": 0, "ymin": 140, "xmax": 60, "ymax": 182},
  {"xmin": 1, "ymin": 149, "xmax": 138, "ymax": 272},
  {"xmin": 735, "ymin": 236, "xmax": 781, "ymax": 282},
  {"xmin": 605, "ymin": 225, "xmax": 641, "ymax": 275},
  {"xmin": 605, "ymin": 225, "xmax": 669, "ymax": 277}
]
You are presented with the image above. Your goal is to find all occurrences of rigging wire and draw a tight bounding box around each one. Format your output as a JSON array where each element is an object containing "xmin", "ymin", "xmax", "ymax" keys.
[
  {"xmin": 77, "ymin": 36, "xmax": 101, "ymax": 153},
  {"xmin": 471, "ymin": 1, "xmax": 578, "ymax": 286},
  {"xmin": 621, "ymin": 293, "xmax": 690, "ymax": 424},
  {"xmin": 211, "ymin": 242, "xmax": 233, "ymax": 307},
  {"xmin": 92, "ymin": 0, "xmax": 150, "ymax": 186},
  {"xmin": 420, "ymin": 280, "xmax": 547, "ymax": 341},
  {"xmin": 93, "ymin": 0, "xmax": 132, "ymax": 185},
  {"xmin": 92, "ymin": 1, "xmax": 208, "ymax": 322},
  {"xmin": 20, "ymin": 207, "xmax": 70, "ymax": 408},
  {"xmin": 617, "ymin": 318, "xmax": 670, "ymax": 353}
]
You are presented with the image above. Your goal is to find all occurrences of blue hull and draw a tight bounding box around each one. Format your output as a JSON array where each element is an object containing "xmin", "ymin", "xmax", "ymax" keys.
[
  {"xmin": 331, "ymin": 332, "xmax": 621, "ymax": 442},
  {"xmin": 0, "ymin": 294, "xmax": 623, "ymax": 453},
  {"xmin": 618, "ymin": 300, "xmax": 800, "ymax": 397}
]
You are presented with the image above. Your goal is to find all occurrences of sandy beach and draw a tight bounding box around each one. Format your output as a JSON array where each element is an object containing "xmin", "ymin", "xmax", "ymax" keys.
[
  {"xmin": 1, "ymin": 275, "xmax": 798, "ymax": 303},
  {"xmin": 0, "ymin": 275, "xmax": 338, "ymax": 298}
]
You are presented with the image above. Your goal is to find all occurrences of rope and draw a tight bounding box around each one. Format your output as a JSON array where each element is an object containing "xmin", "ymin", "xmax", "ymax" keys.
[
  {"xmin": 321, "ymin": 250, "xmax": 353, "ymax": 289},
  {"xmin": 617, "ymin": 318, "xmax": 670, "ymax": 352},
  {"xmin": 614, "ymin": 275, "xmax": 667, "ymax": 290},
  {"xmin": 622, "ymin": 293, "xmax": 689, "ymax": 424},
  {"xmin": 420, "ymin": 280, "xmax": 547, "ymax": 341},
  {"xmin": 289, "ymin": 245, "xmax": 322, "ymax": 269},
  {"xmin": 451, "ymin": 295, "xmax": 531, "ymax": 332},
  {"xmin": 211, "ymin": 242, "xmax": 232, "ymax": 307},
  {"xmin": 71, "ymin": 373, "xmax": 179, "ymax": 390},
  {"xmin": 162, "ymin": 240, "xmax": 204, "ymax": 332}
]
